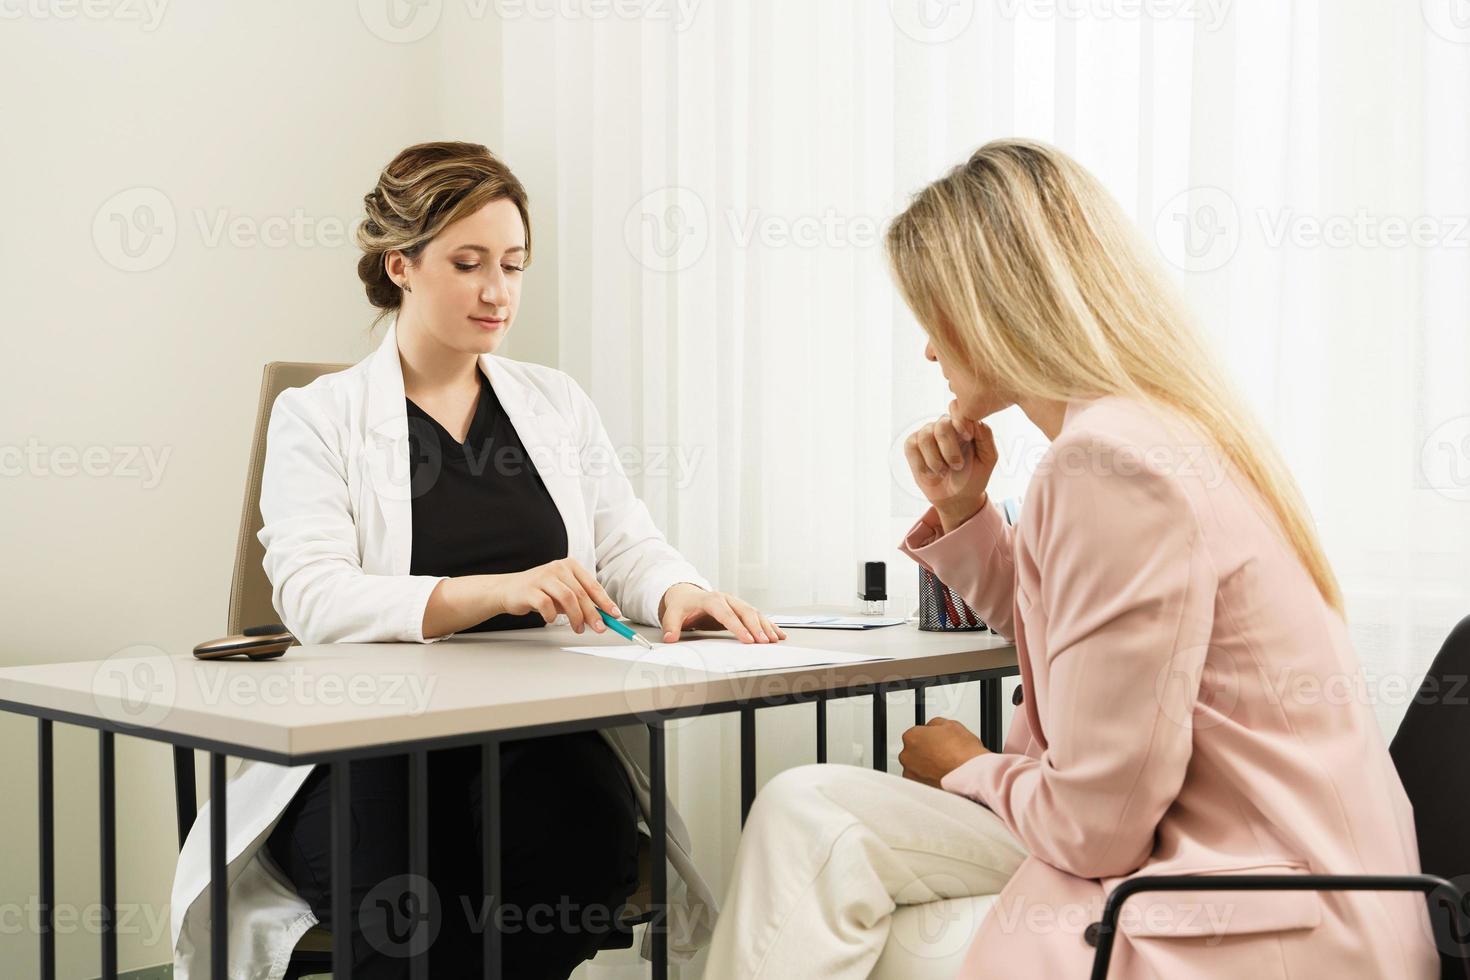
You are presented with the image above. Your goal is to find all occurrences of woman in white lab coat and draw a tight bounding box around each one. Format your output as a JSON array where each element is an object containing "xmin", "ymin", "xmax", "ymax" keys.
[{"xmin": 169, "ymin": 140, "xmax": 785, "ymax": 980}]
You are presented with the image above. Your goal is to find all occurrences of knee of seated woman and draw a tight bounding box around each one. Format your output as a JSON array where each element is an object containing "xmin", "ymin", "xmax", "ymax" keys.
[{"xmin": 749, "ymin": 762, "xmax": 863, "ymax": 823}]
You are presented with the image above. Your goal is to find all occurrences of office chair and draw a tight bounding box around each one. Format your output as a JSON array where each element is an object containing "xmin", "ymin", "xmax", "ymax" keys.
[
  {"xmin": 172, "ymin": 361, "xmax": 654, "ymax": 978},
  {"xmin": 1089, "ymin": 613, "xmax": 1470, "ymax": 979},
  {"xmin": 871, "ymin": 614, "xmax": 1470, "ymax": 980}
]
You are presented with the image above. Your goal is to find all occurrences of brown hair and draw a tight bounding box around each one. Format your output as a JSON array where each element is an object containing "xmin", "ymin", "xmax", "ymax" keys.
[{"xmin": 355, "ymin": 141, "xmax": 532, "ymax": 329}]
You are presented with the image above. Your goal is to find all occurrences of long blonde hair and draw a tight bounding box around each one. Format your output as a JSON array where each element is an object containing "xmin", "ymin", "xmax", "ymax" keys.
[{"xmin": 886, "ymin": 139, "xmax": 1344, "ymax": 617}]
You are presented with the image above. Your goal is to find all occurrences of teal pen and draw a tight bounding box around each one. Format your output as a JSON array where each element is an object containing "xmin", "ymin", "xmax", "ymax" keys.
[{"xmin": 598, "ymin": 608, "xmax": 655, "ymax": 650}]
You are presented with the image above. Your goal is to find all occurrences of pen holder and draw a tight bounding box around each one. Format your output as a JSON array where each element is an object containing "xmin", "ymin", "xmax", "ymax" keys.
[{"xmin": 918, "ymin": 567, "xmax": 989, "ymax": 632}]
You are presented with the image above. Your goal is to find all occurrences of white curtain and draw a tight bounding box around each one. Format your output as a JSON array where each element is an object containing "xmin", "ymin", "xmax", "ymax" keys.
[{"xmin": 429, "ymin": 2, "xmax": 1470, "ymax": 972}]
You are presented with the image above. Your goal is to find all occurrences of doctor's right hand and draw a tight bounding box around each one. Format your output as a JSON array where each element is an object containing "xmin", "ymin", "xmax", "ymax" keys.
[
  {"xmin": 904, "ymin": 406, "xmax": 998, "ymax": 533},
  {"xmin": 486, "ymin": 557, "xmax": 620, "ymax": 634}
]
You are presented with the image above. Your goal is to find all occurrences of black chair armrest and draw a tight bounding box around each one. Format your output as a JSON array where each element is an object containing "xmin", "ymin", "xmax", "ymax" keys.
[{"xmin": 1089, "ymin": 873, "xmax": 1470, "ymax": 980}]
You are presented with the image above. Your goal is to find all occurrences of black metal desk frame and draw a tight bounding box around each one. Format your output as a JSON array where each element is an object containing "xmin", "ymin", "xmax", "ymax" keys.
[{"xmin": 5, "ymin": 658, "xmax": 1015, "ymax": 979}]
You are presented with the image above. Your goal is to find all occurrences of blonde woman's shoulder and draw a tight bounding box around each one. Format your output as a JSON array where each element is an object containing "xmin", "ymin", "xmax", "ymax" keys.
[
  {"xmin": 1059, "ymin": 395, "xmax": 1205, "ymax": 453},
  {"xmin": 1040, "ymin": 394, "xmax": 1220, "ymax": 493}
]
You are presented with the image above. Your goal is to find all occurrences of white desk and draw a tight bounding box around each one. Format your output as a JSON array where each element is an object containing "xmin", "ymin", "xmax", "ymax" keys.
[{"xmin": 0, "ymin": 619, "xmax": 1017, "ymax": 980}]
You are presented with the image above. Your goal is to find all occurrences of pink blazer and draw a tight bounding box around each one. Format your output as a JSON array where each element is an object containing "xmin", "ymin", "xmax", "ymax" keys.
[{"xmin": 899, "ymin": 396, "xmax": 1437, "ymax": 979}]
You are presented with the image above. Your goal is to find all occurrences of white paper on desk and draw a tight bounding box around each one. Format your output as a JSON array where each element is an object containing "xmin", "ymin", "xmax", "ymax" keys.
[
  {"xmin": 561, "ymin": 638, "xmax": 894, "ymax": 674},
  {"xmin": 770, "ymin": 616, "xmax": 907, "ymax": 630}
]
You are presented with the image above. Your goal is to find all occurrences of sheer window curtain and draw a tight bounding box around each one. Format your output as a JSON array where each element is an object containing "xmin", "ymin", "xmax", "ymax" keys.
[{"xmin": 427, "ymin": 1, "xmax": 1470, "ymax": 972}]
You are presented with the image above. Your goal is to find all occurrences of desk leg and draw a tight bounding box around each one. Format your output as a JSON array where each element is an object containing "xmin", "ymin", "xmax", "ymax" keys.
[
  {"xmin": 409, "ymin": 750, "xmax": 429, "ymax": 980},
  {"xmin": 650, "ymin": 722, "xmax": 668, "ymax": 980},
  {"xmin": 740, "ymin": 707, "xmax": 756, "ymax": 827},
  {"xmin": 482, "ymin": 739, "xmax": 502, "ymax": 980},
  {"xmin": 100, "ymin": 731, "xmax": 117, "ymax": 980},
  {"xmin": 980, "ymin": 679, "xmax": 1002, "ymax": 751},
  {"xmin": 38, "ymin": 720, "xmax": 54, "ymax": 980},
  {"xmin": 872, "ymin": 690, "xmax": 887, "ymax": 772},
  {"xmin": 173, "ymin": 746, "xmax": 196, "ymax": 851},
  {"xmin": 815, "ymin": 696, "xmax": 827, "ymax": 764},
  {"xmin": 210, "ymin": 753, "xmax": 227, "ymax": 980},
  {"xmin": 331, "ymin": 761, "xmax": 353, "ymax": 980}
]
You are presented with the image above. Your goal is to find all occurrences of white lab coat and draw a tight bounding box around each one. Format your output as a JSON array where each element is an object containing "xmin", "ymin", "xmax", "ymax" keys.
[{"xmin": 171, "ymin": 319, "xmax": 719, "ymax": 978}]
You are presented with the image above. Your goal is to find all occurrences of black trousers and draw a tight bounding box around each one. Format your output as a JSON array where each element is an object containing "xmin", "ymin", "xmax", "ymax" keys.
[{"xmin": 264, "ymin": 731, "xmax": 641, "ymax": 979}]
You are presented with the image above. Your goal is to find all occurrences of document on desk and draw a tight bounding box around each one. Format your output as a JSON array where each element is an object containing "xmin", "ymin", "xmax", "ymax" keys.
[{"xmin": 561, "ymin": 638, "xmax": 895, "ymax": 674}]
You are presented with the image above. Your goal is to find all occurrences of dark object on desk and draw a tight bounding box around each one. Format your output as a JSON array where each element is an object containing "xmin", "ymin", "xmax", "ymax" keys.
[
  {"xmin": 917, "ymin": 567, "xmax": 989, "ymax": 632},
  {"xmin": 192, "ymin": 623, "xmax": 295, "ymax": 660},
  {"xmin": 859, "ymin": 560, "xmax": 888, "ymax": 615},
  {"xmin": 860, "ymin": 561, "xmax": 887, "ymax": 601}
]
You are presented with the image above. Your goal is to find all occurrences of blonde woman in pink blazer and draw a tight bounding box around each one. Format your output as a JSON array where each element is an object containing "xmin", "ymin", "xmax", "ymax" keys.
[{"xmin": 703, "ymin": 140, "xmax": 1438, "ymax": 979}]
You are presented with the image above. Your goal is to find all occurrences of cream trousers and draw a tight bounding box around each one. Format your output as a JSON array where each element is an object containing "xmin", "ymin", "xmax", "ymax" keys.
[{"xmin": 702, "ymin": 763, "xmax": 1028, "ymax": 979}]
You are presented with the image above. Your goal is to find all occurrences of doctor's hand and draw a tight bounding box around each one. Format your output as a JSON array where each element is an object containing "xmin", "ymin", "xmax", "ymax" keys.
[
  {"xmin": 658, "ymin": 583, "xmax": 788, "ymax": 644},
  {"xmin": 899, "ymin": 717, "xmax": 988, "ymax": 789},
  {"xmin": 904, "ymin": 407, "xmax": 998, "ymax": 532},
  {"xmin": 486, "ymin": 557, "xmax": 620, "ymax": 635}
]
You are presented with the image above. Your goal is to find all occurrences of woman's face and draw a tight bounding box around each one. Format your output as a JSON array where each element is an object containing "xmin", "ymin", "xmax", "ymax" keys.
[
  {"xmin": 387, "ymin": 197, "xmax": 527, "ymax": 355},
  {"xmin": 924, "ymin": 337, "xmax": 1013, "ymax": 420}
]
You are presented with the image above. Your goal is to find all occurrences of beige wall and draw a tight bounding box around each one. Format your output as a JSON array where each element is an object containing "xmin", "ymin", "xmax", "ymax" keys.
[{"xmin": 0, "ymin": 4, "xmax": 557, "ymax": 974}]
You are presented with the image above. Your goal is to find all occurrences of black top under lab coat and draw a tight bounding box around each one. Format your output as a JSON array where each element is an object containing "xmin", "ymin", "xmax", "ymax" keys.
[{"xmin": 405, "ymin": 365, "xmax": 569, "ymax": 631}]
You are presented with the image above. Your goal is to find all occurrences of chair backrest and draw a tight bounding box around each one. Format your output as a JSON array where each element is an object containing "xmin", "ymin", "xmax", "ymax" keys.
[
  {"xmin": 174, "ymin": 361, "xmax": 348, "ymax": 850},
  {"xmin": 1390, "ymin": 613, "xmax": 1470, "ymax": 970},
  {"xmin": 226, "ymin": 361, "xmax": 349, "ymax": 635}
]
